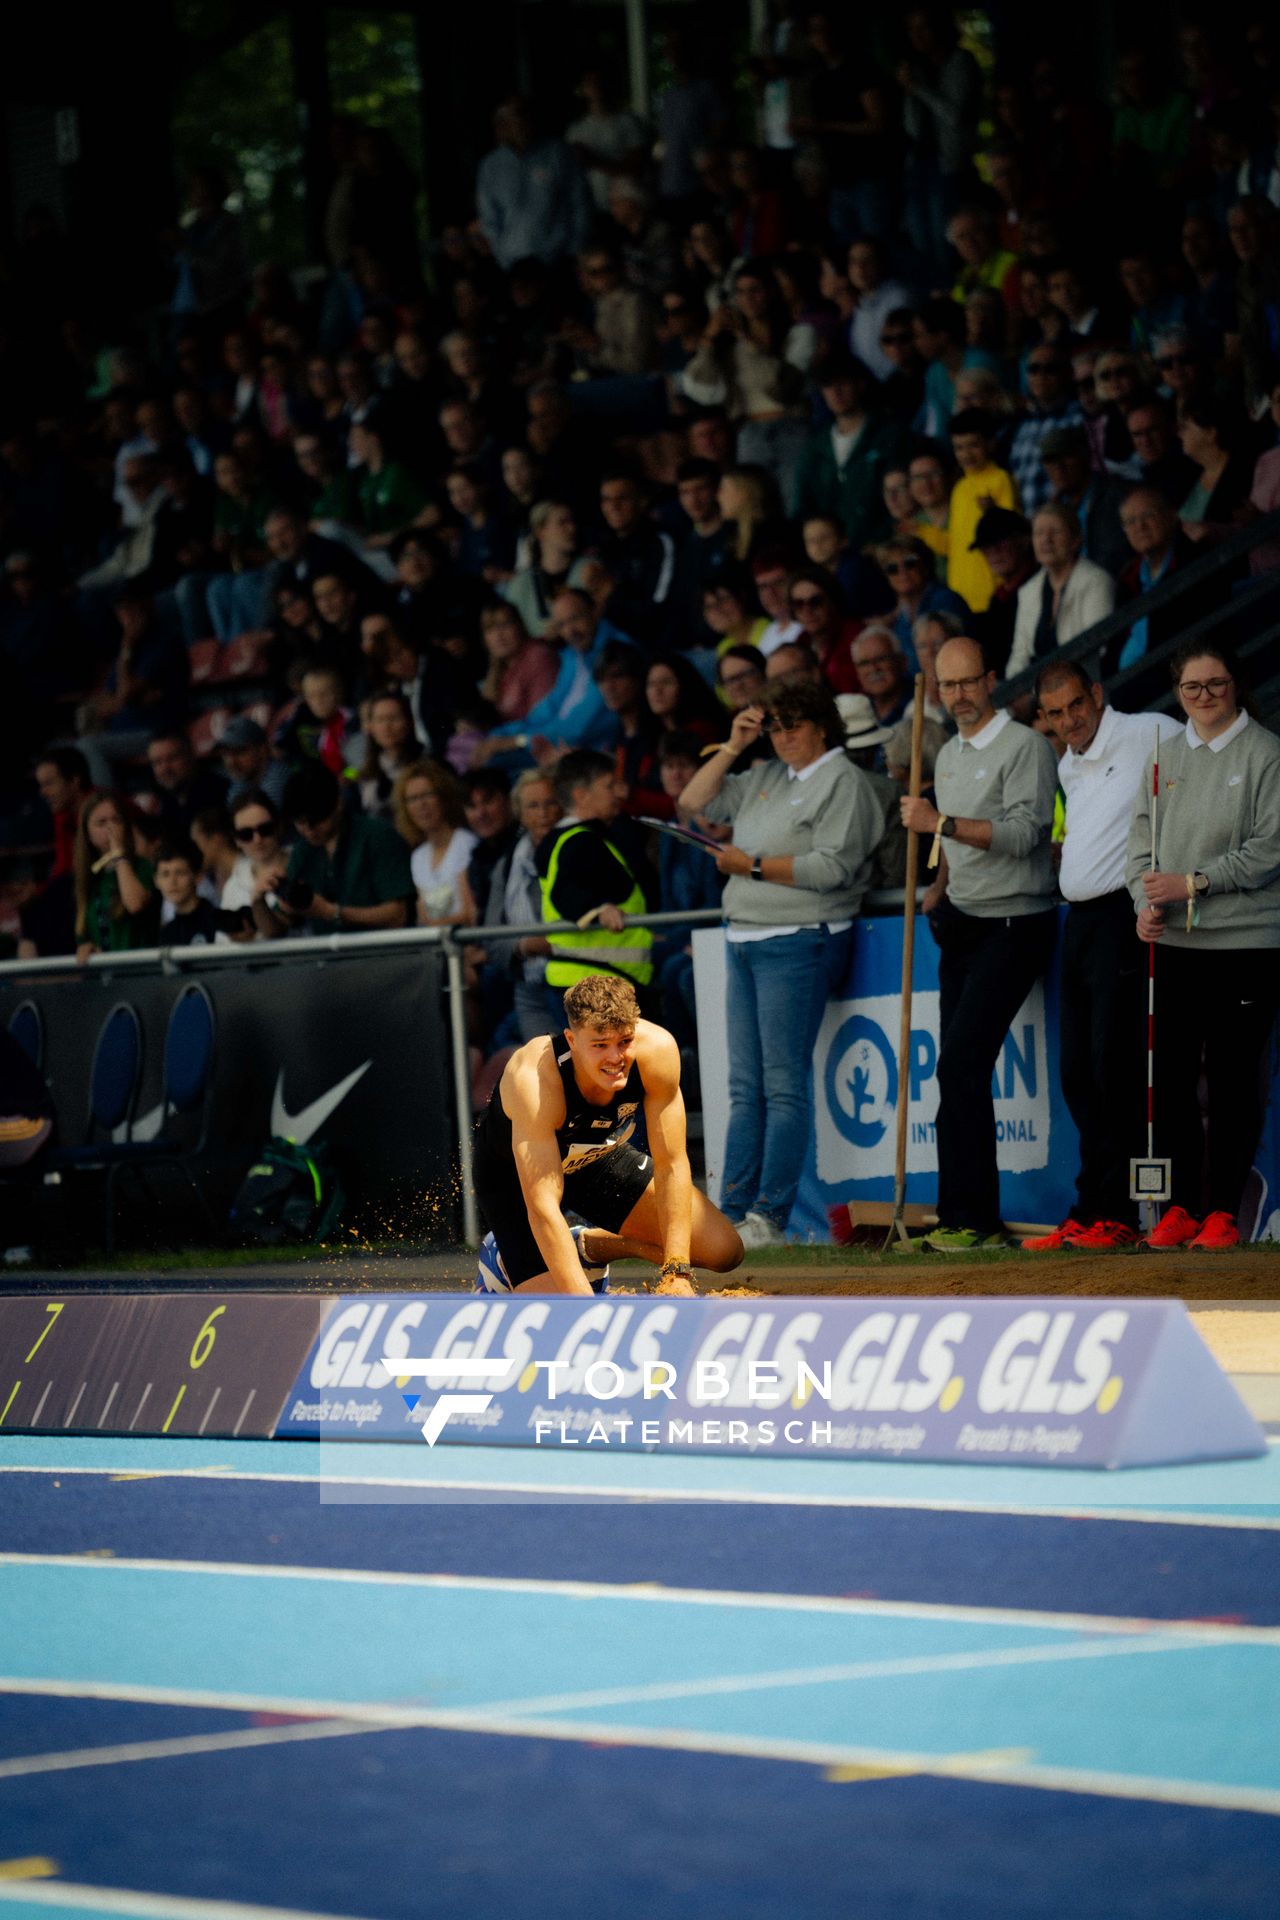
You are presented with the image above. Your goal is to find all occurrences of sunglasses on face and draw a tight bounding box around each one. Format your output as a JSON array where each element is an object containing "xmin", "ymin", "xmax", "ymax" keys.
[
  {"xmin": 762, "ymin": 714, "xmax": 804, "ymax": 732},
  {"xmin": 789, "ymin": 592, "xmax": 825, "ymax": 610},
  {"xmin": 234, "ymin": 821, "xmax": 274, "ymax": 842},
  {"xmin": 884, "ymin": 560, "xmax": 920, "ymax": 575}
]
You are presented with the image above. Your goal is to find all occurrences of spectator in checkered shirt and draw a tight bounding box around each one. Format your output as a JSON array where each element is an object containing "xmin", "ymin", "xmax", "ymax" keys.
[{"xmin": 1007, "ymin": 348, "xmax": 1085, "ymax": 515}]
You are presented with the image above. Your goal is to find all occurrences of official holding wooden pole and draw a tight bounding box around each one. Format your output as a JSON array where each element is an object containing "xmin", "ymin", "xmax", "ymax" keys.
[{"xmin": 886, "ymin": 674, "xmax": 926, "ymax": 1246}]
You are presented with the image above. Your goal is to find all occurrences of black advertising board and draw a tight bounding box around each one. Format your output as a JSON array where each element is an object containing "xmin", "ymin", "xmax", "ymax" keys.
[
  {"xmin": 0, "ymin": 946, "xmax": 458, "ymax": 1240},
  {"xmin": 0, "ymin": 1291, "xmax": 333, "ymax": 1436}
]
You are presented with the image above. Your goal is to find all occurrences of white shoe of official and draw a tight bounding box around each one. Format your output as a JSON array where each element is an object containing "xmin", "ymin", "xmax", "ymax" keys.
[{"xmin": 736, "ymin": 1211, "xmax": 786, "ymax": 1251}]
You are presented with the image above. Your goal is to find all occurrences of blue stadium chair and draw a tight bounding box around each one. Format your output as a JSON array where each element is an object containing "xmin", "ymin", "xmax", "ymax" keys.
[
  {"xmin": 42, "ymin": 1001, "xmax": 145, "ymax": 1249},
  {"xmin": 7, "ymin": 1000, "xmax": 43, "ymax": 1069},
  {"xmin": 46, "ymin": 988, "xmax": 219, "ymax": 1252}
]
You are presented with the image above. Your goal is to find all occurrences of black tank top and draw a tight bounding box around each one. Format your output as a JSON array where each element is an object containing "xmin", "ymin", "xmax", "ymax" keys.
[
  {"xmin": 475, "ymin": 1043, "xmax": 643, "ymax": 1174},
  {"xmin": 552, "ymin": 1046, "xmax": 642, "ymax": 1171}
]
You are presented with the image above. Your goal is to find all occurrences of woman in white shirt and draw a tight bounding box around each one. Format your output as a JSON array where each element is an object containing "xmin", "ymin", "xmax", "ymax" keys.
[
  {"xmin": 1005, "ymin": 502, "xmax": 1116, "ymax": 679},
  {"xmin": 394, "ymin": 760, "xmax": 478, "ymax": 927}
]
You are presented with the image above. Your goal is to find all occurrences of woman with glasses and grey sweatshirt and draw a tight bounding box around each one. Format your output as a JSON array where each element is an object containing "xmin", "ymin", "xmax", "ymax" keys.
[
  {"xmin": 677, "ymin": 677, "xmax": 884, "ymax": 1248},
  {"xmin": 1126, "ymin": 642, "xmax": 1280, "ymax": 1251}
]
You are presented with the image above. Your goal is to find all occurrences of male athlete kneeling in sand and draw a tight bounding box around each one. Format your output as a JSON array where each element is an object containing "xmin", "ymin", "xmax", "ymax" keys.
[{"xmin": 472, "ymin": 974, "xmax": 743, "ymax": 1296}]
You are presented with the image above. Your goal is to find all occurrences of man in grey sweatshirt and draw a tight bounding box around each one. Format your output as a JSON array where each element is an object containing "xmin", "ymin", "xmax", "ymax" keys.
[{"xmin": 900, "ymin": 635, "xmax": 1059, "ymax": 1247}]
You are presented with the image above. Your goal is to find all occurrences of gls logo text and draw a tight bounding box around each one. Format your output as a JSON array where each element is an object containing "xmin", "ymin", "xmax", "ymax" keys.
[{"xmin": 384, "ymin": 1355, "xmax": 514, "ymax": 1444}]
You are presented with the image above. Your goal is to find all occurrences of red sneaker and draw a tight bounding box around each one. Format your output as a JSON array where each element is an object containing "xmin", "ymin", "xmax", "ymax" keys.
[
  {"xmin": 1022, "ymin": 1218, "xmax": 1086, "ymax": 1251},
  {"xmin": 1187, "ymin": 1211, "xmax": 1241, "ymax": 1250},
  {"xmin": 1068, "ymin": 1220, "xmax": 1141, "ymax": 1250},
  {"xmin": 1144, "ymin": 1205, "xmax": 1201, "ymax": 1249}
]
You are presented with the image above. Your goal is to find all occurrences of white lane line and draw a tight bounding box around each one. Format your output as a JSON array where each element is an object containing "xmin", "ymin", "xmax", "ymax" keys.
[
  {"xmin": 127, "ymin": 1385, "xmax": 151, "ymax": 1433},
  {"xmin": 0, "ymin": 1880, "xmax": 379, "ymax": 1919},
  {"xmin": 3, "ymin": 1550, "xmax": 1279, "ymax": 1643},
  {"xmin": 231, "ymin": 1391, "xmax": 254, "ymax": 1438},
  {"xmin": 28, "ymin": 1384, "xmax": 52, "ymax": 1427},
  {"xmin": 475, "ymin": 1632, "xmax": 1210, "ymax": 1719},
  {"xmin": 0, "ymin": 1715, "xmax": 383, "ymax": 1782},
  {"xmin": 0, "ymin": 1676, "xmax": 1274, "ymax": 1821},
  {"xmin": 61, "ymin": 1384, "xmax": 86, "ymax": 1430},
  {"xmin": 197, "ymin": 1389, "xmax": 221, "ymax": 1437},
  {"xmin": 1, "ymin": 1462, "xmax": 1277, "ymax": 1531},
  {"xmin": 95, "ymin": 1384, "xmax": 119, "ymax": 1431}
]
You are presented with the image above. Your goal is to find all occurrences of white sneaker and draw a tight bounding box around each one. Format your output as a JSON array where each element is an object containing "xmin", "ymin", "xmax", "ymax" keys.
[{"xmin": 737, "ymin": 1211, "xmax": 785, "ymax": 1251}]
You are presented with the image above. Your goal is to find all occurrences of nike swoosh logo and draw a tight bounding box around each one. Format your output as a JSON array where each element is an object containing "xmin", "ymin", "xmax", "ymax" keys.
[{"xmin": 271, "ymin": 1061, "xmax": 372, "ymax": 1143}]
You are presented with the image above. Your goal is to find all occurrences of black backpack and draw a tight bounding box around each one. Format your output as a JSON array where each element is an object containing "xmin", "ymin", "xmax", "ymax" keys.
[{"xmin": 230, "ymin": 1136, "xmax": 344, "ymax": 1246}]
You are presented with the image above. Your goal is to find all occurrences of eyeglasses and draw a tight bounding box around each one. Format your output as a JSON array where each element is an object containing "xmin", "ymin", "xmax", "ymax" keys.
[
  {"xmin": 1178, "ymin": 676, "xmax": 1233, "ymax": 699},
  {"xmin": 720, "ymin": 670, "xmax": 760, "ymax": 689},
  {"xmin": 856, "ymin": 654, "xmax": 895, "ymax": 671},
  {"xmin": 762, "ymin": 714, "xmax": 804, "ymax": 732},
  {"xmin": 234, "ymin": 821, "xmax": 275, "ymax": 842},
  {"xmin": 884, "ymin": 560, "xmax": 920, "ymax": 575},
  {"xmin": 938, "ymin": 674, "xmax": 989, "ymax": 695},
  {"xmin": 789, "ymin": 592, "xmax": 825, "ymax": 610}
]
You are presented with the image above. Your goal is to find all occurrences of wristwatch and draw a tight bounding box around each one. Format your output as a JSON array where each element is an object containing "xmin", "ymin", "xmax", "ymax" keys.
[
  {"xmin": 1194, "ymin": 871, "xmax": 1210, "ymax": 897},
  {"xmin": 938, "ymin": 814, "xmax": 958, "ymax": 839},
  {"xmin": 750, "ymin": 856, "xmax": 764, "ymax": 880}
]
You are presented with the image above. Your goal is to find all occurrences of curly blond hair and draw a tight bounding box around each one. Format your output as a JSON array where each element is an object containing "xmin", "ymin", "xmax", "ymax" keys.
[{"xmin": 563, "ymin": 974, "xmax": 640, "ymax": 1033}]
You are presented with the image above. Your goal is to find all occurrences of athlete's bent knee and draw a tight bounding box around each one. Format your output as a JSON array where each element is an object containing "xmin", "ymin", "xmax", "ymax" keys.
[{"xmin": 697, "ymin": 1215, "xmax": 744, "ymax": 1272}]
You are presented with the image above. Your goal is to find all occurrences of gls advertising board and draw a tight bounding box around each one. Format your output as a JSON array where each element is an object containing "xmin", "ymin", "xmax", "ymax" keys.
[{"xmin": 276, "ymin": 1294, "xmax": 1265, "ymax": 1468}]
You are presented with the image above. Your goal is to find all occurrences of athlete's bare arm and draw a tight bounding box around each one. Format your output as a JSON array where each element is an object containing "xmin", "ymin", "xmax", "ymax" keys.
[
  {"xmin": 634, "ymin": 1022, "xmax": 693, "ymax": 1269},
  {"xmin": 501, "ymin": 1039, "xmax": 595, "ymax": 1295}
]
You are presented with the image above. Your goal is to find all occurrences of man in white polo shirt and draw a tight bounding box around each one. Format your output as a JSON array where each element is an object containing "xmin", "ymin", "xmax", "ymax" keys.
[{"xmin": 1023, "ymin": 659, "xmax": 1181, "ymax": 1250}]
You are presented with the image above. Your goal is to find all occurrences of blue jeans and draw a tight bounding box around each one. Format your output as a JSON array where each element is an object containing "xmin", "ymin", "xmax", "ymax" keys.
[{"xmin": 721, "ymin": 925, "xmax": 853, "ymax": 1231}]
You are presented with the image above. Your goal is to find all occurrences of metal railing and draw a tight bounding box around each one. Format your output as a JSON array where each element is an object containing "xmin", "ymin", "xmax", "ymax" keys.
[
  {"xmin": 995, "ymin": 506, "xmax": 1280, "ymax": 717},
  {"xmin": 0, "ymin": 894, "xmax": 912, "ymax": 1246}
]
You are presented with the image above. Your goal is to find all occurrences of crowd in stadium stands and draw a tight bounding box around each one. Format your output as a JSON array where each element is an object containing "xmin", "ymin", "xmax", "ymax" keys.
[{"xmin": 4, "ymin": 9, "xmax": 1280, "ymax": 1247}]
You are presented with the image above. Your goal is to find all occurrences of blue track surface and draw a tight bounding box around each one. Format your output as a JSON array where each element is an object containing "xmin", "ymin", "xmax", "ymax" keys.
[
  {"xmin": 1, "ymin": 1435, "xmax": 1278, "ymax": 1920},
  {"xmin": 4, "ymin": 1470, "xmax": 1280, "ymax": 1622}
]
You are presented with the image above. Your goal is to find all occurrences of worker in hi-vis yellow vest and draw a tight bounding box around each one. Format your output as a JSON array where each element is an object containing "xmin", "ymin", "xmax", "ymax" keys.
[{"xmin": 538, "ymin": 748, "xmax": 656, "ymax": 997}]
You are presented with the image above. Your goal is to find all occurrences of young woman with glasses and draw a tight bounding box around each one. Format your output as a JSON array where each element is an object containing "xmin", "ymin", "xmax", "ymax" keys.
[{"xmin": 1126, "ymin": 644, "xmax": 1280, "ymax": 1250}]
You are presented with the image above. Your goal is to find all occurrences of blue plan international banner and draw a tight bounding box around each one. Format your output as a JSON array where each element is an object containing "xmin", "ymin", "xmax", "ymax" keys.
[{"xmin": 694, "ymin": 912, "xmax": 1081, "ymax": 1236}]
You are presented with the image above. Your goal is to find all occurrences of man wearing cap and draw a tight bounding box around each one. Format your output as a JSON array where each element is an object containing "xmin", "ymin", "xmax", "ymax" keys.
[
  {"xmin": 794, "ymin": 356, "xmax": 907, "ymax": 548},
  {"xmin": 1040, "ymin": 426, "xmax": 1129, "ymax": 578},
  {"xmin": 841, "ymin": 692, "xmax": 907, "ymax": 883},
  {"xmin": 966, "ymin": 508, "xmax": 1035, "ymax": 675},
  {"xmin": 1022, "ymin": 659, "xmax": 1182, "ymax": 1251},
  {"xmin": 900, "ymin": 635, "xmax": 1058, "ymax": 1250},
  {"xmin": 220, "ymin": 715, "xmax": 289, "ymax": 810}
]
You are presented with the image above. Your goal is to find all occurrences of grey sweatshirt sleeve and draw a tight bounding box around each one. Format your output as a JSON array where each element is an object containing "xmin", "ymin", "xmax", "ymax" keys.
[
  {"xmin": 790, "ymin": 763, "xmax": 883, "ymax": 891},
  {"xmin": 1203, "ymin": 752, "xmax": 1280, "ymax": 895},
  {"xmin": 987, "ymin": 731, "xmax": 1057, "ymax": 858}
]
